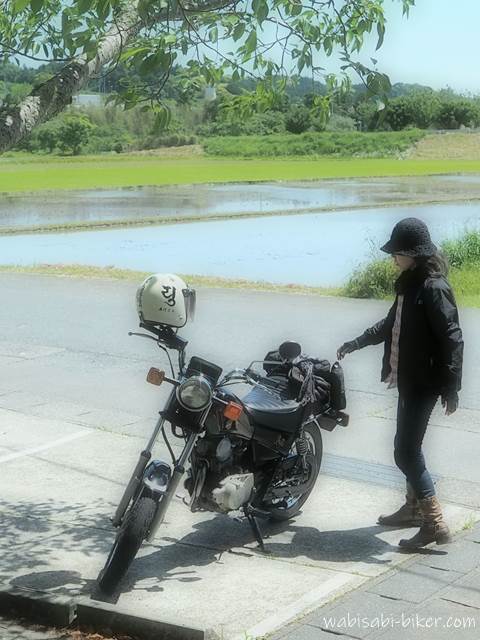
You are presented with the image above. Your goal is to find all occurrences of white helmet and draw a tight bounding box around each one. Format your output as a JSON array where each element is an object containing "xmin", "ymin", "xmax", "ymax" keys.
[{"xmin": 136, "ymin": 273, "xmax": 196, "ymax": 329}]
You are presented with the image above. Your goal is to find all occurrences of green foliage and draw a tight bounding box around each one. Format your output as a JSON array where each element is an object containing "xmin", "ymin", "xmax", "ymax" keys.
[
  {"xmin": 342, "ymin": 230, "xmax": 480, "ymax": 300},
  {"xmin": 325, "ymin": 114, "xmax": 356, "ymax": 131},
  {"xmin": 0, "ymin": 80, "xmax": 33, "ymax": 103},
  {"xmin": 57, "ymin": 115, "xmax": 94, "ymax": 155},
  {"xmin": 284, "ymin": 106, "xmax": 312, "ymax": 134},
  {"xmin": 385, "ymin": 96, "xmax": 417, "ymax": 131},
  {"xmin": 82, "ymin": 123, "xmax": 132, "ymax": 154},
  {"xmin": 436, "ymin": 100, "xmax": 480, "ymax": 129},
  {"xmin": 448, "ymin": 265, "xmax": 480, "ymax": 307},
  {"xmin": 385, "ymin": 92, "xmax": 441, "ymax": 130},
  {"xmin": 382, "ymin": 93, "xmax": 480, "ymax": 131},
  {"xmin": 14, "ymin": 103, "xmax": 178, "ymax": 154},
  {"xmin": 342, "ymin": 259, "xmax": 480, "ymax": 307},
  {"xmin": 409, "ymin": 92, "xmax": 442, "ymax": 128},
  {"xmin": 0, "ymin": 61, "xmax": 37, "ymax": 84},
  {"xmin": 0, "ymin": 0, "xmax": 416, "ymax": 127},
  {"xmin": 354, "ymin": 100, "xmax": 380, "ymax": 131},
  {"xmin": 197, "ymin": 112, "xmax": 285, "ymax": 137},
  {"xmin": 140, "ymin": 133, "xmax": 197, "ymax": 149},
  {"xmin": 309, "ymin": 95, "xmax": 331, "ymax": 132},
  {"xmin": 202, "ymin": 129, "xmax": 425, "ymax": 158},
  {"xmin": 37, "ymin": 121, "xmax": 61, "ymax": 152},
  {"xmin": 342, "ymin": 258, "xmax": 397, "ymax": 299},
  {"xmin": 441, "ymin": 231, "xmax": 480, "ymax": 267}
]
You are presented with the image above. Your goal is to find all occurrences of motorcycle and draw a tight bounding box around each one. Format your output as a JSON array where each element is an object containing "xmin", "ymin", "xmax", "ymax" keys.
[{"xmin": 95, "ymin": 273, "xmax": 349, "ymax": 595}]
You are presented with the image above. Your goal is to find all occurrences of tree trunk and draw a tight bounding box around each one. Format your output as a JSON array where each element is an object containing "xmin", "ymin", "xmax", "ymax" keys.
[{"xmin": 0, "ymin": 2, "xmax": 142, "ymax": 153}]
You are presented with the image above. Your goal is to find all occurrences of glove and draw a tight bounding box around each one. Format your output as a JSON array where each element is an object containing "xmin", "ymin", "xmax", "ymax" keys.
[
  {"xmin": 336, "ymin": 339, "xmax": 359, "ymax": 361},
  {"xmin": 441, "ymin": 391, "xmax": 458, "ymax": 416}
]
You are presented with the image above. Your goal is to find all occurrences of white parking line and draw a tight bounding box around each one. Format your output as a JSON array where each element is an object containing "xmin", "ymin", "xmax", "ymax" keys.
[
  {"xmin": 0, "ymin": 430, "xmax": 91, "ymax": 463},
  {"xmin": 242, "ymin": 572, "xmax": 361, "ymax": 640}
]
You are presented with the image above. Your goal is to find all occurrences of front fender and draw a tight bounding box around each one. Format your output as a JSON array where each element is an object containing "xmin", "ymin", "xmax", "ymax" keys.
[{"xmin": 142, "ymin": 460, "xmax": 172, "ymax": 497}]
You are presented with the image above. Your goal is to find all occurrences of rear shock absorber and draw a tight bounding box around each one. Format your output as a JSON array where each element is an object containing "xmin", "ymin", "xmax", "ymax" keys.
[{"xmin": 295, "ymin": 429, "xmax": 309, "ymax": 472}]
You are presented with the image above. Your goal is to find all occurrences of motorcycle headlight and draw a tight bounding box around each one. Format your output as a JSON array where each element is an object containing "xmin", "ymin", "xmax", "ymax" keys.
[{"xmin": 176, "ymin": 376, "xmax": 212, "ymax": 412}]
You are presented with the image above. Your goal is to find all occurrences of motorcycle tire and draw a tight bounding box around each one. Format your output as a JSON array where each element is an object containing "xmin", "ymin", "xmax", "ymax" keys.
[
  {"xmin": 264, "ymin": 422, "xmax": 323, "ymax": 522},
  {"xmin": 96, "ymin": 496, "xmax": 156, "ymax": 595}
]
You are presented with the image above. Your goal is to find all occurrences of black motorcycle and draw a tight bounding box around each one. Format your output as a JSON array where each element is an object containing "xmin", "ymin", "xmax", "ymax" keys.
[{"xmin": 95, "ymin": 324, "xmax": 349, "ymax": 595}]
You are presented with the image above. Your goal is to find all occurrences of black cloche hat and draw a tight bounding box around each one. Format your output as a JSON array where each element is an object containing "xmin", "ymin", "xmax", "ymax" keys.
[{"xmin": 381, "ymin": 217, "xmax": 437, "ymax": 257}]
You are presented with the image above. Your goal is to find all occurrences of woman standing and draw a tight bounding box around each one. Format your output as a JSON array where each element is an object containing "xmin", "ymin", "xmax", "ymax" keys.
[{"xmin": 337, "ymin": 217, "xmax": 464, "ymax": 549}]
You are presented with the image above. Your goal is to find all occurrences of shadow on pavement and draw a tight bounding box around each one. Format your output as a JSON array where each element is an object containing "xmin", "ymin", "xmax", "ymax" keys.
[
  {"xmin": 1, "ymin": 497, "xmax": 439, "ymax": 604},
  {"xmin": 0, "ymin": 498, "xmax": 113, "ymax": 596},
  {"xmin": 116, "ymin": 515, "xmax": 400, "ymax": 599}
]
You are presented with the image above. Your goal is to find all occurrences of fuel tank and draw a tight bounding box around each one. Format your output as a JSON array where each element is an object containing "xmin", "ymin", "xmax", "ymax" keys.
[{"xmin": 214, "ymin": 382, "xmax": 298, "ymax": 461}]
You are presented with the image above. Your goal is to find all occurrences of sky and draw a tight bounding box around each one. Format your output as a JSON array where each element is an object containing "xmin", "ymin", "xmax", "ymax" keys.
[{"xmin": 342, "ymin": 0, "xmax": 480, "ymax": 93}]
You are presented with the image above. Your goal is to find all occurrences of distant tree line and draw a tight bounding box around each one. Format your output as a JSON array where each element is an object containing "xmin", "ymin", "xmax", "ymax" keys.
[{"xmin": 2, "ymin": 60, "xmax": 480, "ymax": 155}]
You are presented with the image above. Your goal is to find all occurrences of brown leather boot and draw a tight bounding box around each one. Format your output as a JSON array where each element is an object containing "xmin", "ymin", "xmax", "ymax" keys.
[
  {"xmin": 399, "ymin": 495, "xmax": 452, "ymax": 549},
  {"xmin": 377, "ymin": 482, "xmax": 422, "ymax": 527}
]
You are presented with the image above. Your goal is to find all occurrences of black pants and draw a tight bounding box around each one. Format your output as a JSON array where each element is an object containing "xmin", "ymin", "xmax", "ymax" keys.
[{"xmin": 393, "ymin": 389, "xmax": 438, "ymax": 500}]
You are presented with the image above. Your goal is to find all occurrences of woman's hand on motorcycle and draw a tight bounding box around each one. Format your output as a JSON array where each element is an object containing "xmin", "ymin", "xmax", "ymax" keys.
[{"xmin": 336, "ymin": 339, "xmax": 359, "ymax": 361}]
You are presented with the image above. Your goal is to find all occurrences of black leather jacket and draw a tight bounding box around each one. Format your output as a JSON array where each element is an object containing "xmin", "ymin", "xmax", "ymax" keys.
[{"xmin": 355, "ymin": 267, "xmax": 464, "ymax": 396}]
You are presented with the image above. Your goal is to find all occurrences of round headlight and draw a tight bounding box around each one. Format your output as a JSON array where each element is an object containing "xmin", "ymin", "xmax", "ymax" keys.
[{"xmin": 176, "ymin": 376, "xmax": 212, "ymax": 412}]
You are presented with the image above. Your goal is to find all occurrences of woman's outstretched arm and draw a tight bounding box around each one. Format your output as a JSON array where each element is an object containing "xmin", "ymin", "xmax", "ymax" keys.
[{"xmin": 337, "ymin": 303, "xmax": 395, "ymax": 359}]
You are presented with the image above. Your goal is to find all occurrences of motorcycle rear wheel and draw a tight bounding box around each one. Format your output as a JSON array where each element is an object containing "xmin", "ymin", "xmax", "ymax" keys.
[
  {"xmin": 264, "ymin": 422, "xmax": 323, "ymax": 522},
  {"xmin": 96, "ymin": 496, "xmax": 156, "ymax": 595}
]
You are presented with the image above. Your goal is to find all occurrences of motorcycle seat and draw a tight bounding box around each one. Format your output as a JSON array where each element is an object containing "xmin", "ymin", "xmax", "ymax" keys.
[{"xmin": 241, "ymin": 384, "xmax": 305, "ymax": 432}]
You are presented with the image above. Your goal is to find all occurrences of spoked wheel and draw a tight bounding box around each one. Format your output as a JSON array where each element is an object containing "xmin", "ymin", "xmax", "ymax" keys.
[
  {"xmin": 263, "ymin": 422, "xmax": 323, "ymax": 521},
  {"xmin": 96, "ymin": 496, "xmax": 156, "ymax": 596}
]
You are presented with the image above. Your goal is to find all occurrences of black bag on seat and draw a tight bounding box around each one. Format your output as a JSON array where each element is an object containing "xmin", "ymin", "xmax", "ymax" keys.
[
  {"xmin": 320, "ymin": 362, "xmax": 346, "ymax": 410},
  {"xmin": 262, "ymin": 350, "xmax": 346, "ymax": 411},
  {"xmin": 263, "ymin": 350, "xmax": 291, "ymax": 377}
]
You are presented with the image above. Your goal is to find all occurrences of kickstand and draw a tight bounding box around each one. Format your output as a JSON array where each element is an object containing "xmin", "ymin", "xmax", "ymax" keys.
[{"xmin": 244, "ymin": 507, "xmax": 266, "ymax": 552}]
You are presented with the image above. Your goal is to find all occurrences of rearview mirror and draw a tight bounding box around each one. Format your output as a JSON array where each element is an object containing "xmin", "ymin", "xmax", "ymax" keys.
[{"xmin": 278, "ymin": 341, "xmax": 302, "ymax": 362}]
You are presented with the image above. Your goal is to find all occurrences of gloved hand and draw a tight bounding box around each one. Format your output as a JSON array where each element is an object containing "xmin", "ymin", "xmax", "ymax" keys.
[
  {"xmin": 441, "ymin": 391, "xmax": 459, "ymax": 416},
  {"xmin": 336, "ymin": 339, "xmax": 359, "ymax": 361}
]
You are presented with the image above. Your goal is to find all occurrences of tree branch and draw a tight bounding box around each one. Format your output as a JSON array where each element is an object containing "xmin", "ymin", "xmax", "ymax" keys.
[{"xmin": 0, "ymin": 1, "xmax": 146, "ymax": 152}]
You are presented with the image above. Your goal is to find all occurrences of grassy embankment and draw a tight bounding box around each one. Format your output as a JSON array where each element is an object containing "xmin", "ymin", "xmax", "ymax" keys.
[
  {"xmin": 202, "ymin": 129, "xmax": 425, "ymax": 157},
  {"xmin": 343, "ymin": 230, "xmax": 480, "ymax": 308}
]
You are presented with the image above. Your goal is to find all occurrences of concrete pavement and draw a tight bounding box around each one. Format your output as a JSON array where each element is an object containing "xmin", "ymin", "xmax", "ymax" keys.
[
  {"xmin": 0, "ymin": 273, "xmax": 479, "ymax": 638},
  {"xmin": 271, "ymin": 521, "xmax": 480, "ymax": 640}
]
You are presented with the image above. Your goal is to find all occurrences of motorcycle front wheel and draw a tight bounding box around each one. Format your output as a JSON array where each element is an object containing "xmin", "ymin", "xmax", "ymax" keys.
[
  {"xmin": 96, "ymin": 495, "xmax": 157, "ymax": 595},
  {"xmin": 263, "ymin": 422, "xmax": 323, "ymax": 522}
]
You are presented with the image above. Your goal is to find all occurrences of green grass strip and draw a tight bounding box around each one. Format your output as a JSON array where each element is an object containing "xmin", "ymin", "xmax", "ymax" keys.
[
  {"xmin": 0, "ymin": 264, "xmax": 480, "ymax": 308},
  {"xmin": 2, "ymin": 155, "xmax": 480, "ymax": 193},
  {"xmin": 1, "ymin": 262, "xmax": 478, "ymax": 308},
  {"xmin": 0, "ymin": 263, "xmax": 342, "ymax": 297}
]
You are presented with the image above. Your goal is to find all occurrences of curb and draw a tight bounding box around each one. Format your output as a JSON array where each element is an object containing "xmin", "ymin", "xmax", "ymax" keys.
[
  {"xmin": 0, "ymin": 586, "xmax": 75, "ymax": 627},
  {"xmin": 0, "ymin": 586, "xmax": 217, "ymax": 640},
  {"xmin": 76, "ymin": 599, "xmax": 218, "ymax": 640}
]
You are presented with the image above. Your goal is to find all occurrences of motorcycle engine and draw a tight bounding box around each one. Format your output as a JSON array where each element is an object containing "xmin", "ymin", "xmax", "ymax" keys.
[{"xmin": 187, "ymin": 434, "xmax": 254, "ymax": 513}]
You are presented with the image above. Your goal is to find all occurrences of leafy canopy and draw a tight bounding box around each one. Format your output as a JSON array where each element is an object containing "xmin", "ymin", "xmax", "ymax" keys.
[{"xmin": 0, "ymin": 0, "xmax": 416, "ymax": 126}]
